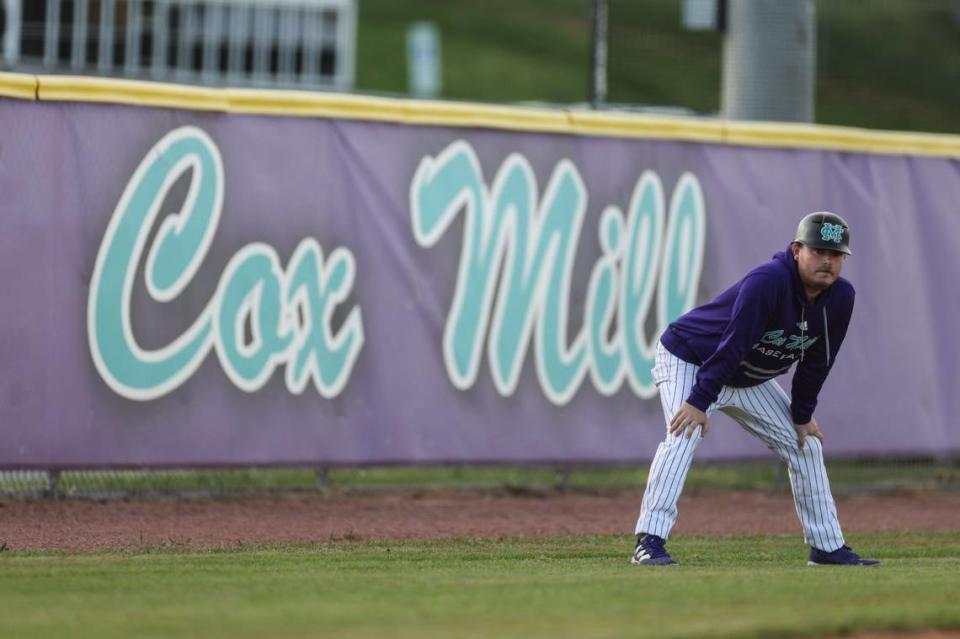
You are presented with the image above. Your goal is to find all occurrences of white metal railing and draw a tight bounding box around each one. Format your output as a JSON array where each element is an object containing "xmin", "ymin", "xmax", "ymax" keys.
[{"xmin": 1, "ymin": 0, "xmax": 356, "ymax": 90}]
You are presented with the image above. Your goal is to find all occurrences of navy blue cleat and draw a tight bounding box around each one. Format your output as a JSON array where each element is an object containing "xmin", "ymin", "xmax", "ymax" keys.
[
  {"xmin": 808, "ymin": 545, "xmax": 881, "ymax": 566},
  {"xmin": 631, "ymin": 534, "xmax": 677, "ymax": 565}
]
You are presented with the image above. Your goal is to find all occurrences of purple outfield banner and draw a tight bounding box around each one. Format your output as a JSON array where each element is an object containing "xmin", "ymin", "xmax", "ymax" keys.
[{"xmin": 1, "ymin": 96, "xmax": 958, "ymax": 468}]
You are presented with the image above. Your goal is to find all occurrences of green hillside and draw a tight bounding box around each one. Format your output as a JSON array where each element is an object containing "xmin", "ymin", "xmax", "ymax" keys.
[{"xmin": 355, "ymin": 0, "xmax": 960, "ymax": 134}]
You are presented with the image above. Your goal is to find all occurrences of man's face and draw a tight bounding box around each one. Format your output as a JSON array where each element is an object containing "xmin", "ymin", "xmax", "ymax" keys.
[{"xmin": 792, "ymin": 243, "xmax": 847, "ymax": 292}]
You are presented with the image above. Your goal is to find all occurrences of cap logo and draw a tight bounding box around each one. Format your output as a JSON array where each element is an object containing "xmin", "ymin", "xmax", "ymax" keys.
[{"xmin": 820, "ymin": 222, "xmax": 844, "ymax": 243}]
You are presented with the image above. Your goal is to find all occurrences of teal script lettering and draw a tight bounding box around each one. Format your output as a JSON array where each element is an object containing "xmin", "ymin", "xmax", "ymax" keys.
[
  {"xmin": 87, "ymin": 127, "xmax": 364, "ymax": 400},
  {"xmin": 410, "ymin": 141, "xmax": 705, "ymax": 404}
]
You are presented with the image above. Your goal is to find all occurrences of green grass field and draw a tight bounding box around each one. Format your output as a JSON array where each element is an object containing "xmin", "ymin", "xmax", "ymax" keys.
[
  {"xmin": 355, "ymin": 0, "xmax": 960, "ymax": 134},
  {"xmin": 2, "ymin": 532, "xmax": 958, "ymax": 639}
]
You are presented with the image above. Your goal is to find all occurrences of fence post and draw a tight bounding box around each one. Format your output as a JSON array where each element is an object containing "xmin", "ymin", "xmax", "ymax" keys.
[
  {"xmin": 45, "ymin": 469, "xmax": 62, "ymax": 500},
  {"xmin": 315, "ymin": 467, "xmax": 331, "ymax": 494},
  {"xmin": 771, "ymin": 461, "xmax": 788, "ymax": 492},
  {"xmin": 555, "ymin": 465, "xmax": 572, "ymax": 494}
]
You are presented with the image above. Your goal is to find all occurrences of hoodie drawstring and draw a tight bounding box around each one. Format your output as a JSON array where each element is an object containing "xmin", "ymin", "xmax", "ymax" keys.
[
  {"xmin": 822, "ymin": 307, "xmax": 831, "ymax": 367},
  {"xmin": 800, "ymin": 307, "xmax": 805, "ymax": 363}
]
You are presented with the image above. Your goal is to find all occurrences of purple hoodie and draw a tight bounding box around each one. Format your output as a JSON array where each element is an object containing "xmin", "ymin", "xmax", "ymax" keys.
[{"xmin": 660, "ymin": 246, "xmax": 854, "ymax": 425}]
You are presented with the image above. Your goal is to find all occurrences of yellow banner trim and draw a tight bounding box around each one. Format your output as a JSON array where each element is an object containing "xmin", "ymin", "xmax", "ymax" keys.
[
  {"xmin": 1, "ymin": 73, "xmax": 957, "ymax": 158},
  {"xmin": 0, "ymin": 73, "xmax": 38, "ymax": 100}
]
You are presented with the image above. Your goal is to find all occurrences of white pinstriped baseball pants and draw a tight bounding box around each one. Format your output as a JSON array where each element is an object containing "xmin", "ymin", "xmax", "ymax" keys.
[{"xmin": 635, "ymin": 341, "xmax": 845, "ymax": 552}]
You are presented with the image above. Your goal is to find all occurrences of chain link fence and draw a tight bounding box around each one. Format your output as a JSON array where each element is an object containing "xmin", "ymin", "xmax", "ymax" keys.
[{"xmin": 2, "ymin": 459, "xmax": 958, "ymax": 501}]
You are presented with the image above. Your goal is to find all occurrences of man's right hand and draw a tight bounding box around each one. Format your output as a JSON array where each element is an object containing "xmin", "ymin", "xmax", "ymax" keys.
[{"xmin": 669, "ymin": 402, "xmax": 710, "ymax": 439}]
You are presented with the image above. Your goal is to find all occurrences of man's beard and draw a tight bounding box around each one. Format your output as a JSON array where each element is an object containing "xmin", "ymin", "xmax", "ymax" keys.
[{"xmin": 802, "ymin": 270, "xmax": 834, "ymax": 291}]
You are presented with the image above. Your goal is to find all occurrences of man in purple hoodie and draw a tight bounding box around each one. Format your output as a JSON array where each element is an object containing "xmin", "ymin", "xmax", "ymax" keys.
[{"xmin": 631, "ymin": 212, "xmax": 880, "ymax": 567}]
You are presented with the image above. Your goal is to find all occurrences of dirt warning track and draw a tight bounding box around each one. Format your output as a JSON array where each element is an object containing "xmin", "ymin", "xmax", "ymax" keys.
[{"xmin": 2, "ymin": 489, "xmax": 959, "ymax": 551}]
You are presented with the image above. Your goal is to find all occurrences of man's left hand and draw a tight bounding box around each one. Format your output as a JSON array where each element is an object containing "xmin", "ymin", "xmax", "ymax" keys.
[{"xmin": 795, "ymin": 418, "xmax": 824, "ymax": 450}]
